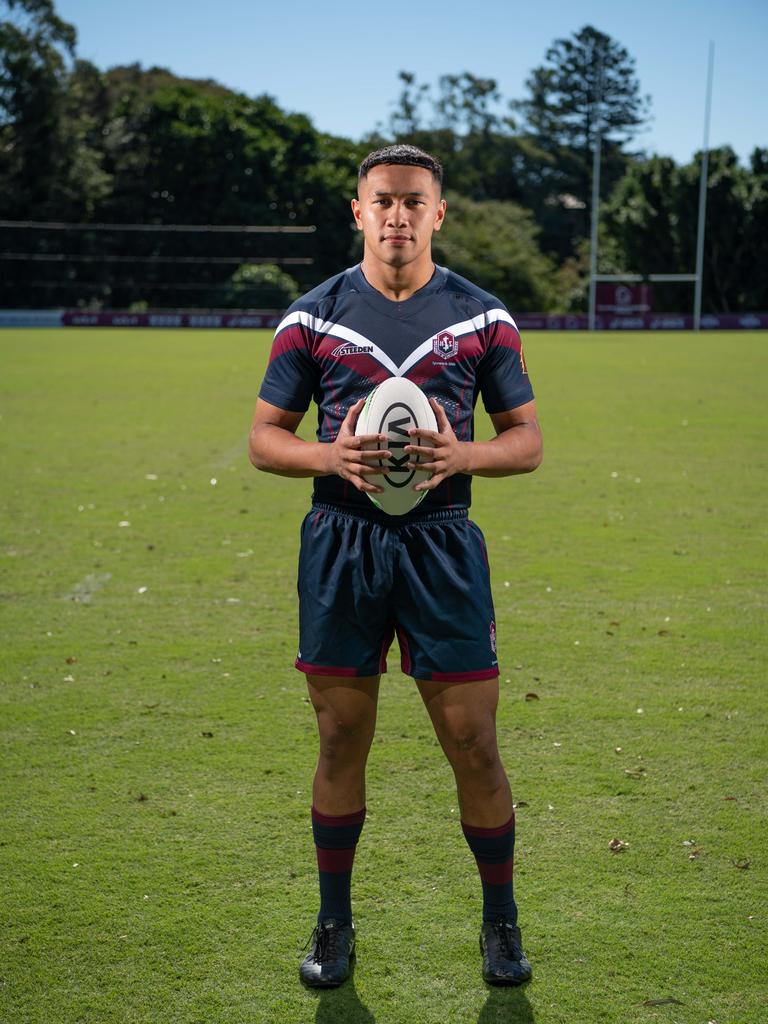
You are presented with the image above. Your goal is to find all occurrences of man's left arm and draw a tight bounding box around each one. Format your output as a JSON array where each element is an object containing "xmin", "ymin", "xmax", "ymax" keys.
[{"xmin": 406, "ymin": 398, "xmax": 542, "ymax": 491}]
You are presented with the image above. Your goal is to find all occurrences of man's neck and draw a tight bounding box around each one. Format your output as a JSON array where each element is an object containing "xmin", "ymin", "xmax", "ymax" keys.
[{"xmin": 359, "ymin": 255, "xmax": 435, "ymax": 302}]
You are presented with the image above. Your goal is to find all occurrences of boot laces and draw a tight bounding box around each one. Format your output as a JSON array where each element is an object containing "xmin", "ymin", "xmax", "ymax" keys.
[
  {"xmin": 493, "ymin": 918, "xmax": 520, "ymax": 958},
  {"xmin": 305, "ymin": 921, "xmax": 342, "ymax": 963}
]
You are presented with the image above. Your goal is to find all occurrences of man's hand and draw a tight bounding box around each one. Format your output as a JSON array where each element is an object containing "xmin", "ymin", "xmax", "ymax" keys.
[
  {"xmin": 323, "ymin": 398, "xmax": 391, "ymax": 494},
  {"xmin": 406, "ymin": 398, "xmax": 469, "ymax": 491},
  {"xmin": 405, "ymin": 397, "xmax": 543, "ymax": 489}
]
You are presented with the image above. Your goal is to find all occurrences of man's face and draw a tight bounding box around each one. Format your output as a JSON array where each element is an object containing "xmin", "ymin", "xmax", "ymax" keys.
[{"xmin": 352, "ymin": 164, "xmax": 446, "ymax": 270}]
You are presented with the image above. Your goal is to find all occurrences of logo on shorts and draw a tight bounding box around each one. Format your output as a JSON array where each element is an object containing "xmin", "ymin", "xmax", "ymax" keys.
[
  {"xmin": 331, "ymin": 342, "xmax": 374, "ymax": 358},
  {"xmin": 432, "ymin": 331, "xmax": 458, "ymax": 359},
  {"xmin": 489, "ymin": 620, "xmax": 497, "ymax": 654}
]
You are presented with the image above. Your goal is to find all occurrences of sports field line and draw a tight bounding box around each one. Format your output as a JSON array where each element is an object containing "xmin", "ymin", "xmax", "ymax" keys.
[
  {"xmin": 61, "ymin": 571, "xmax": 112, "ymax": 603},
  {"xmin": 212, "ymin": 433, "xmax": 251, "ymax": 471}
]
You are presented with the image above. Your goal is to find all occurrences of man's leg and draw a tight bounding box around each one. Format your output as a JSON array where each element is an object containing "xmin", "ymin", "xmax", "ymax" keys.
[
  {"xmin": 300, "ymin": 674, "xmax": 379, "ymax": 988},
  {"xmin": 417, "ymin": 677, "xmax": 531, "ymax": 984}
]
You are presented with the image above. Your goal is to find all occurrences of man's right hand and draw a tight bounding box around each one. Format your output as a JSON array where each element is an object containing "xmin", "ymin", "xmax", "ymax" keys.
[{"xmin": 322, "ymin": 398, "xmax": 391, "ymax": 494}]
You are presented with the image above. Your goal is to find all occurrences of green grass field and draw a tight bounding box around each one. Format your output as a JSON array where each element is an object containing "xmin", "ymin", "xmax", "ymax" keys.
[{"xmin": 1, "ymin": 328, "xmax": 766, "ymax": 1024}]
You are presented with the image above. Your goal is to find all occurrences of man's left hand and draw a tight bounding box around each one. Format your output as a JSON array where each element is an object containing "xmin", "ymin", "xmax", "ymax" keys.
[{"xmin": 406, "ymin": 398, "xmax": 469, "ymax": 491}]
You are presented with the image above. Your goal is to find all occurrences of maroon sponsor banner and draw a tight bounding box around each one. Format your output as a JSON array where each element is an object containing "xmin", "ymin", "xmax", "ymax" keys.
[
  {"xmin": 61, "ymin": 310, "xmax": 282, "ymax": 328},
  {"xmin": 51, "ymin": 309, "xmax": 768, "ymax": 331},
  {"xmin": 515, "ymin": 312, "xmax": 768, "ymax": 330},
  {"xmin": 515, "ymin": 315, "xmax": 588, "ymax": 330},
  {"xmin": 596, "ymin": 283, "xmax": 653, "ymax": 314}
]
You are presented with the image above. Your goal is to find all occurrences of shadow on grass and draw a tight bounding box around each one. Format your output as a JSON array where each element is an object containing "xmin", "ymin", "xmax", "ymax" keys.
[
  {"xmin": 311, "ymin": 972, "xmax": 376, "ymax": 1023},
  {"xmin": 477, "ymin": 984, "xmax": 535, "ymax": 1023}
]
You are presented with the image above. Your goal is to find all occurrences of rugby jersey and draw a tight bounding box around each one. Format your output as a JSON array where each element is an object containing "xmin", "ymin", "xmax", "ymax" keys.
[{"xmin": 258, "ymin": 263, "xmax": 533, "ymax": 516}]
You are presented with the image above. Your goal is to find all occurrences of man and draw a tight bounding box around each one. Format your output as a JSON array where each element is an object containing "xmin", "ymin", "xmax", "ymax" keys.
[{"xmin": 249, "ymin": 144, "xmax": 542, "ymax": 988}]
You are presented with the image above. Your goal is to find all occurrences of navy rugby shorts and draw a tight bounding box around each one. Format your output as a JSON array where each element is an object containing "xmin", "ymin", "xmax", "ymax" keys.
[{"xmin": 295, "ymin": 503, "xmax": 499, "ymax": 682}]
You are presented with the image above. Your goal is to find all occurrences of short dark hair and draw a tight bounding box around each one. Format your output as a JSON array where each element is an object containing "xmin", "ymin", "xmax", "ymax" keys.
[{"xmin": 358, "ymin": 144, "xmax": 443, "ymax": 189}]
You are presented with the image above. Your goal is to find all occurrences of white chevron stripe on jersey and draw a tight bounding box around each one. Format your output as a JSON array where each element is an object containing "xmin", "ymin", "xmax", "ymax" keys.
[
  {"xmin": 274, "ymin": 307, "xmax": 518, "ymax": 378},
  {"xmin": 398, "ymin": 308, "xmax": 519, "ymax": 376},
  {"xmin": 275, "ymin": 310, "xmax": 400, "ymax": 376}
]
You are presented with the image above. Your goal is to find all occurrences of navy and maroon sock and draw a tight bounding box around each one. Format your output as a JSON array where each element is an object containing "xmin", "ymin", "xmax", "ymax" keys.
[
  {"xmin": 461, "ymin": 812, "xmax": 517, "ymax": 924},
  {"xmin": 311, "ymin": 805, "xmax": 366, "ymax": 925}
]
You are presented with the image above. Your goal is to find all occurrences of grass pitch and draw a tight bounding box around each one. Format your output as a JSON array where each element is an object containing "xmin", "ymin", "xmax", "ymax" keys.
[{"xmin": 1, "ymin": 328, "xmax": 766, "ymax": 1024}]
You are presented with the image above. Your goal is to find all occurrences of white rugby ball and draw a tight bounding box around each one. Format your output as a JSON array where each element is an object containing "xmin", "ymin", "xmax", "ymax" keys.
[{"xmin": 355, "ymin": 377, "xmax": 438, "ymax": 516}]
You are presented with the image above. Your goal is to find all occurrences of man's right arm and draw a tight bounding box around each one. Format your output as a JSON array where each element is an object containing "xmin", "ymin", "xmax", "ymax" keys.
[{"xmin": 248, "ymin": 398, "xmax": 391, "ymax": 494}]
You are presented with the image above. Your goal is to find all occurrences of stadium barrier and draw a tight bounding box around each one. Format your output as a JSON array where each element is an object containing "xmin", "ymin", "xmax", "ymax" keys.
[{"xmin": 1, "ymin": 310, "xmax": 767, "ymax": 330}]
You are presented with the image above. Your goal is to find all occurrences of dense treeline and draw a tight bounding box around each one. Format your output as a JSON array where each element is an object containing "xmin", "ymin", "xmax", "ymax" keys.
[{"xmin": 1, "ymin": 2, "xmax": 766, "ymax": 312}]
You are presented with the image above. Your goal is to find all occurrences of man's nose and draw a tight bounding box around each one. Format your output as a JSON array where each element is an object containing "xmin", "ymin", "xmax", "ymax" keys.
[{"xmin": 386, "ymin": 201, "xmax": 407, "ymax": 225}]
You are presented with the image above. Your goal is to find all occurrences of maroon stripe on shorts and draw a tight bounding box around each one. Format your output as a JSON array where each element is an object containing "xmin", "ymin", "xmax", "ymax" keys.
[
  {"xmin": 428, "ymin": 666, "xmax": 500, "ymax": 683},
  {"xmin": 295, "ymin": 658, "xmax": 358, "ymax": 677}
]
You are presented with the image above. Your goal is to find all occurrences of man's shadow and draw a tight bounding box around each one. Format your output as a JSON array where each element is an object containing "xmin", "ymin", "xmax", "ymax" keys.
[
  {"xmin": 311, "ymin": 968, "xmax": 376, "ymax": 1024},
  {"xmin": 309, "ymin": 977, "xmax": 534, "ymax": 1024},
  {"xmin": 477, "ymin": 984, "xmax": 535, "ymax": 1024}
]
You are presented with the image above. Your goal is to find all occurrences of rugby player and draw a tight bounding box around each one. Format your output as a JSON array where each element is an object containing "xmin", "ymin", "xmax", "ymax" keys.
[{"xmin": 249, "ymin": 144, "xmax": 542, "ymax": 988}]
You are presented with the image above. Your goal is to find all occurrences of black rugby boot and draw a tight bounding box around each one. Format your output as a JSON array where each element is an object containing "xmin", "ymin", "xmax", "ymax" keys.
[
  {"xmin": 299, "ymin": 919, "xmax": 355, "ymax": 988},
  {"xmin": 480, "ymin": 917, "xmax": 532, "ymax": 985}
]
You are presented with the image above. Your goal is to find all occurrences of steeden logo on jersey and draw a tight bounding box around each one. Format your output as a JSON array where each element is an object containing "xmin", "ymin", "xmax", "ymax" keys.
[
  {"xmin": 331, "ymin": 342, "xmax": 374, "ymax": 358},
  {"xmin": 432, "ymin": 331, "xmax": 458, "ymax": 359}
]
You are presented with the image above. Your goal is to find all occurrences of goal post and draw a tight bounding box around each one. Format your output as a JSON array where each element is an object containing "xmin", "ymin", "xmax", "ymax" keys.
[{"xmin": 592, "ymin": 272, "xmax": 701, "ymax": 327}]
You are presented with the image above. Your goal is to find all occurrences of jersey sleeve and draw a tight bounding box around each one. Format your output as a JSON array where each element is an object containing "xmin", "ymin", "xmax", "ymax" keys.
[
  {"xmin": 258, "ymin": 311, "xmax": 319, "ymax": 413},
  {"xmin": 477, "ymin": 311, "xmax": 534, "ymax": 413}
]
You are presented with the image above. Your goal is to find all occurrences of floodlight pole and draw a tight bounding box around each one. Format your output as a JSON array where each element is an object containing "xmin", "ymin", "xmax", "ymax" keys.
[
  {"xmin": 693, "ymin": 42, "xmax": 715, "ymax": 331},
  {"xmin": 588, "ymin": 60, "xmax": 604, "ymax": 332}
]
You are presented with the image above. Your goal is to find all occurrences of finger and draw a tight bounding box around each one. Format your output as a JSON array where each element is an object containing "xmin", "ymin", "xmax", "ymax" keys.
[
  {"xmin": 414, "ymin": 474, "xmax": 444, "ymax": 491},
  {"xmin": 339, "ymin": 398, "xmax": 367, "ymax": 435},
  {"xmin": 356, "ymin": 446, "xmax": 391, "ymax": 460},
  {"xmin": 407, "ymin": 429, "xmax": 442, "ymax": 444},
  {"xmin": 429, "ymin": 397, "xmax": 451, "ymax": 429},
  {"xmin": 351, "ymin": 475, "xmax": 384, "ymax": 493},
  {"xmin": 404, "ymin": 443, "xmax": 438, "ymax": 457},
  {"xmin": 346, "ymin": 432, "xmax": 388, "ymax": 448}
]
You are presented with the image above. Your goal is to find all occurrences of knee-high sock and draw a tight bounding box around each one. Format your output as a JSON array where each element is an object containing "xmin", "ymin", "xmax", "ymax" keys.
[
  {"xmin": 461, "ymin": 813, "xmax": 517, "ymax": 924},
  {"xmin": 311, "ymin": 806, "xmax": 366, "ymax": 925}
]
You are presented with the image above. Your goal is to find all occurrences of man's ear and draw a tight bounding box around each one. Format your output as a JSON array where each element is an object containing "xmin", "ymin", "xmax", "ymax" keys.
[
  {"xmin": 351, "ymin": 197, "xmax": 363, "ymax": 231},
  {"xmin": 433, "ymin": 198, "xmax": 447, "ymax": 232}
]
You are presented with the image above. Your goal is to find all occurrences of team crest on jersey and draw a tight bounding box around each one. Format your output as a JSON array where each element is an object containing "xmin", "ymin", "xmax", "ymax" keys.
[
  {"xmin": 432, "ymin": 331, "xmax": 458, "ymax": 359},
  {"xmin": 331, "ymin": 342, "xmax": 374, "ymax": 358}
]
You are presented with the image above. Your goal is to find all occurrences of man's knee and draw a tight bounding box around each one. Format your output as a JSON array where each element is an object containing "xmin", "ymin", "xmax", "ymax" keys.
[
  {"xmin": 437, "ymin": 716, "xmax": 501, "ymax": 774},
  {"xmin": 315, "ymin": 710, "xmax": 375, "ymax": 771}
]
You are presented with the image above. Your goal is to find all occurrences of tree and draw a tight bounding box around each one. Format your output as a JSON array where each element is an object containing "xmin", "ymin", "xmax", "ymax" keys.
[
  {"xmin": 513, "ymin": 25, "xmax": 650, "ymax": 254},
  {"xmin": 0, "ymin": 0, "xmax": 77, "ymax": 215},
  {"xmin": 601, "ymin": 147, "xmax": 768, "ymax": 312},
  {"xmin": 430, "ymin": 192, "xmax": 565, "ymax": 312},
  {"xmin": 218, "ymin": 263, "xmax": 300, "ymax": 309},
  {"xmin": 381, "ymin": 70, "xmax": 537, "ymax": 207}
]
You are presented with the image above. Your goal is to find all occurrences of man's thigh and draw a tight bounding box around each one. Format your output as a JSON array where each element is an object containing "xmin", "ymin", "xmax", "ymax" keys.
[
  {"xmin": 306, "ymin": 674, "xmax": 381, "ymax": 739},
  {"xmin": 296, "ymin": 508, "xmax": 393, "ymax": 677},
  {"xmin": 416, "ymin": 676, "xmax": 500, "ymax": 741},
  {"xmin": 395, "ymin": 517, "xmax": 499, "ymax": 682}
]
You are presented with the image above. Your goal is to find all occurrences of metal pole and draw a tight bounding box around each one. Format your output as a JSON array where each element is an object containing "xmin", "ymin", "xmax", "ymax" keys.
[
  {"xmin": 588, "ymin": 60, "xmax": 603, "ymax": 332},
  {"xmin": 693, "ymin": 42, "xmax": 715, "ymax": 331}
]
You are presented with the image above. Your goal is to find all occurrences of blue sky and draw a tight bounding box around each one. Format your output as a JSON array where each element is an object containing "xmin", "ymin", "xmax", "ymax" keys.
[{"xmin": 58, "ymin": 0, "xmax": 767, "ymax": 166}]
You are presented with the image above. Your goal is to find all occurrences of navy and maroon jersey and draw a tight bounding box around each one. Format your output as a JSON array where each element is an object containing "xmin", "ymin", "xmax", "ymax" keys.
[{"xmin": 258, "ymin": 263, "xmax": 533, "ymax": 516}]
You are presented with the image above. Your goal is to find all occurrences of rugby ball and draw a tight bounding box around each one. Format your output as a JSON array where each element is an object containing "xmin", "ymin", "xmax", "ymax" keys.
[{"xmin": 355, "ymin": 377, "xmax": 438, "ymax": 516}]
